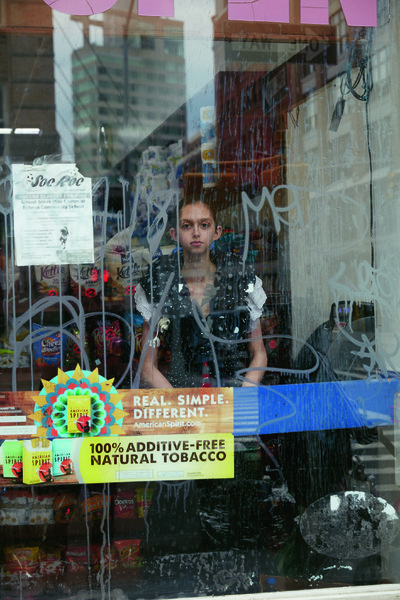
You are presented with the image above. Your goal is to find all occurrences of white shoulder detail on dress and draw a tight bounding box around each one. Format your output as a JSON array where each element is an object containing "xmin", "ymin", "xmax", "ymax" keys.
[
  {"xmin": 246, "ymin": 276, "xmax": 267, "ymax": 327},
  {"xmin": 134, "ymin": 283, "xmax": 153, "ymax": 323}
]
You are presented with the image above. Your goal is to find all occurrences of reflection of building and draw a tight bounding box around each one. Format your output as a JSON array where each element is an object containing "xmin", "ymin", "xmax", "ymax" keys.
[
  {"xmin": 72, "ymin": 10, "xmax": 186, "ymax": 178},
  {"xmin": 210, "ymin": 0, "xmax": 394, "ymax": 369},
  {"xmin": 0, "ymin": 0, "xmax": 60, "ymax": 161}
]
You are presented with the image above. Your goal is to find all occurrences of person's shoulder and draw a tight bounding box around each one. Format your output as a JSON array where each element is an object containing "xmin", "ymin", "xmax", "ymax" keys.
[{"xmin": 141, "ymin": 251, "xmax": 178, "ymax": 293}]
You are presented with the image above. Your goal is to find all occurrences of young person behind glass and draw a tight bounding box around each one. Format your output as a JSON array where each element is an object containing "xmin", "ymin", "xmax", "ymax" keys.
[{"xmin": 135, "ymin": 197, "xmax": 268, "ymax": 388}]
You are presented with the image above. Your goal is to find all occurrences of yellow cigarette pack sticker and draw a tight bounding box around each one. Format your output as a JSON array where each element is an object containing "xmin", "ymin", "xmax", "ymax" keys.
[
  {"xmin": 68, "ymin": 396, "xmax": 91, "ymax": 434},
  {"xmin": 2, "ymin": 440, "xmax": 23, "ymax": 478},
  {"xmin": 23, "ymin": 438, "xmax": 53, "ymax": 484}
]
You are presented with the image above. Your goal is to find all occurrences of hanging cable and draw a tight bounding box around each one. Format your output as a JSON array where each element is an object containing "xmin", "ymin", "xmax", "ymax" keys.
[
  {"xmin": 342, "ymin": 29, "xmax": 374, "ymax": 102},
  {"xmin": 330, "ymin": 29, "xmax": 374, "ymax": 131},
  {"xmin": 330, "ymin": 29, "xmax": 375, "ymax": 268}
]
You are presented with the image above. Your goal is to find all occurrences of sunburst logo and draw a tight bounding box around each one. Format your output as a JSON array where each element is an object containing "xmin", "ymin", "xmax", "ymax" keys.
[{"xmin": 29, "ymin": 365, "xmax": 128, "ymax": 438}]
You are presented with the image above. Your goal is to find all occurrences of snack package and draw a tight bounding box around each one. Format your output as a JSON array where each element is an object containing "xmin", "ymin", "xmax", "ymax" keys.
[
  {"xmin": 34, "ymin": 264, "xmax": 69, "ymax": 296},
  {"xmin": 65, "ymin": 326, "xmax": 91, "ymax": 369},
  {"xmin": 70, "ymin": 261, "xmax": 103, "ymax": 299},
  {"xmin": 123, "ymin": 313, "xmax": 143, "ymax": 362},
  {"xmin": 81, "ymin": 488, "xmax": 110, "ymax": 521},
  {"xmin": 135, "ymin": 486, "xmax": 153, "ymax": 518},
  {"xmin": 91, "ymin": 543, "xmax": 119, "ymax": 572},
  {"xmin": 0, "ymin": 493, "xmax": 29, "ymax": 526},
  {"xmin": 91, "ymin": 317, "xmax": 127, "ymax": 363},
  {"xmin": 4, "ymin": 545, "xmax": 40, "ymax": 574},
  {"xmin": 39, "ymin": 545, "xmax": 64, "ymax": 577},
  {"xmin": 105, "ymin": 233, "xmax": 151, "ymax": 300},
  {"xmin": 65, "ymin": 546, "xmax": 88, "ymax": 574},
  {"xmin": 53, "ymin": 490, "xmax": 79, "ymax": 523},
  {"xmin": 112, "ymin": 485, "xmax": 136, "ymax": 520},
  {"xmin": 32, "ymin": 323, "xmax": 67, "ymax": 368},
  {"xmin": 23, "ymin": 438, "xmax": 52, "ymax": 484},
  {"xmin": 114, "ymin": 539, "xmax": 142, "ymax": 571},
  {"xmin": 0, "ymin": 330, "xmax": 30, "ymax": 368},
  {"xmin": 2, "ymin": 440, "xmax": 23, "ymax": 478},
  {"xmin": 52, "ymin": 438, "xmax": 73, "ymax": 476},
  {"xmin": 27, "ymin": 493, "xmax": 55, "ymax": 525}
]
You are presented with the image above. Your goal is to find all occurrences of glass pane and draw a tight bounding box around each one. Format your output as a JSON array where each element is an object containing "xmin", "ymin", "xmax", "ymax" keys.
[{"xmin": 0, "ymin": 1, "xmax": 399, "ymax": 598}]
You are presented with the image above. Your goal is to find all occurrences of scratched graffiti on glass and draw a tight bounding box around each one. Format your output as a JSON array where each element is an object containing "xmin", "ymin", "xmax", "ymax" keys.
[{"xmin": 0, "ymin": 166, "xmax": 396, "ymax": 391}]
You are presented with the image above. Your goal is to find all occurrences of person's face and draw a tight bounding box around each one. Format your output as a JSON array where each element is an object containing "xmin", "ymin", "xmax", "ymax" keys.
[{"xmin": 170, "ymin": 203, "xmax": 222, "ymax": 258}]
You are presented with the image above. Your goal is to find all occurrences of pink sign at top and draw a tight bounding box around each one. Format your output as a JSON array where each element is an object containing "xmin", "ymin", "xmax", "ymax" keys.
[
  {"xmin": 42, "ymin": 0, "xmax": 376, "ymax": 26},
  {"xmin": 228, "ymin": 0, "xmax": 377, "ymax": 26},
  {"xmin": 228, "ymin": 0, "xmax": 290, "ymax": 23},
  {"xmin": 300, "ymin": 0, "xmax": 376, "ymax": 25},
  {"xmin": 300, "ymin": 0, "xmax": 330, "ymax": 25},
  {"xmin": 42, "ymin": 0, "xmax": 118, "ymax": 15},
  {"xmin": 339, "ymin": 0, "xmax": 377, "ymax": 27},
  {"xmin": 138, "ymin": 0, "xmax": 174, "ymax": 17}
]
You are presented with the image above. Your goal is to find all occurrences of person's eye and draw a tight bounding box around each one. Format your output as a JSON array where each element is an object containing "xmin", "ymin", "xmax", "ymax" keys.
[
  {"xmin": 181, "ymin": 223, "xmax": 190, "ymax": 229},
  {"xmin": 201, "ymin": 222, "xmax": 210, "ymax": 228}
]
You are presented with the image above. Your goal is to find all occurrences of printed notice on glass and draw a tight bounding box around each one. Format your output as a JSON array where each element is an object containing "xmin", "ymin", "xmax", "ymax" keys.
[{"xmin": 12, "ymin": 163, "xmax": 94, "ymax": 266}]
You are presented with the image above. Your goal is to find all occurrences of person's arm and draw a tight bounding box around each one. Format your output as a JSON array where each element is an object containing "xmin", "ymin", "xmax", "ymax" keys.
[
  {"xmin": 242, "ymin": 319, "xmax": 267, "ymax": 387},
  {"xmin": 140, "ymin": 321, "xmax": 173, "ymax": 388}
]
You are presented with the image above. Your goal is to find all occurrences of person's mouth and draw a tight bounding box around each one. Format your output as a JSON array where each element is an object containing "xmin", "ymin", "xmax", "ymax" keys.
[{"xmin": 191, "ymin": 241, "xmax": 202, "ymax": 247}]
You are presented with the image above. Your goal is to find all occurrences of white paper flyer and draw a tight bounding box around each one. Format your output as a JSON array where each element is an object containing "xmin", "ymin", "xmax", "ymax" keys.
[{"xmin": 12, "ymin": 163, "xmax": 94, "ymax": 266}]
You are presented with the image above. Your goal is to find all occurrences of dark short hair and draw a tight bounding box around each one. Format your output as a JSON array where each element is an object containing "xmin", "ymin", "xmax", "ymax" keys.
[{"xmin": 170, "ymin": 195, "xmax": 217, "ymax": 230}]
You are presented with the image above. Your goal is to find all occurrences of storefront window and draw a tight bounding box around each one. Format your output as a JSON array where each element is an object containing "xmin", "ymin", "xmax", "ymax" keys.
[{"xmin": 0, "ymin": 0, "xmax": 400, "ymax": 598}]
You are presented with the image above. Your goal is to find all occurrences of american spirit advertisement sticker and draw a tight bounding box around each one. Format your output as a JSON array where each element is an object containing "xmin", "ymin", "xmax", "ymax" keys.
[{"xmin": 0, "ymin": 367, "xmax": 235, "ymax": 484}]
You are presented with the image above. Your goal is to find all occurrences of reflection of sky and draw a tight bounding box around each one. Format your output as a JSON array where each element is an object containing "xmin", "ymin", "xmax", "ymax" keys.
[{"xmin": 53, "ymin": 0, "xmax": 216, "ymax": 158}]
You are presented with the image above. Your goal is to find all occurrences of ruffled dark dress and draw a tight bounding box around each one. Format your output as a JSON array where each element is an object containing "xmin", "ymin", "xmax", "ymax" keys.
[
  {"xmin": 135, "ymin": 250, "xmax": 268, "ymax": 575},
  {"xmin": 137, "ymin": 250, "xmax": 259, "ymax": 387}
]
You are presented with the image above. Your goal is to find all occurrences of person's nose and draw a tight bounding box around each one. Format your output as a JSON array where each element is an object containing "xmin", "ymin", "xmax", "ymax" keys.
[{"xmin": 193, "ymin": 224, "xmax": 200, "ymax": 237}]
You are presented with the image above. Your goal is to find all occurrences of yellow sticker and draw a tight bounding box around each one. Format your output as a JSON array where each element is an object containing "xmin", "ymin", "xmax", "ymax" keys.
[
  {"xmin": 73, "ymin": 434, "xmax": 234, "ymax": 483},
  {"xmin": 23, "ymin": 439, "xmax": 53, "ymax": 484},
  {"xmin": 68, "ymin": 396, "xmax": 91, "ymax": 434}
]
